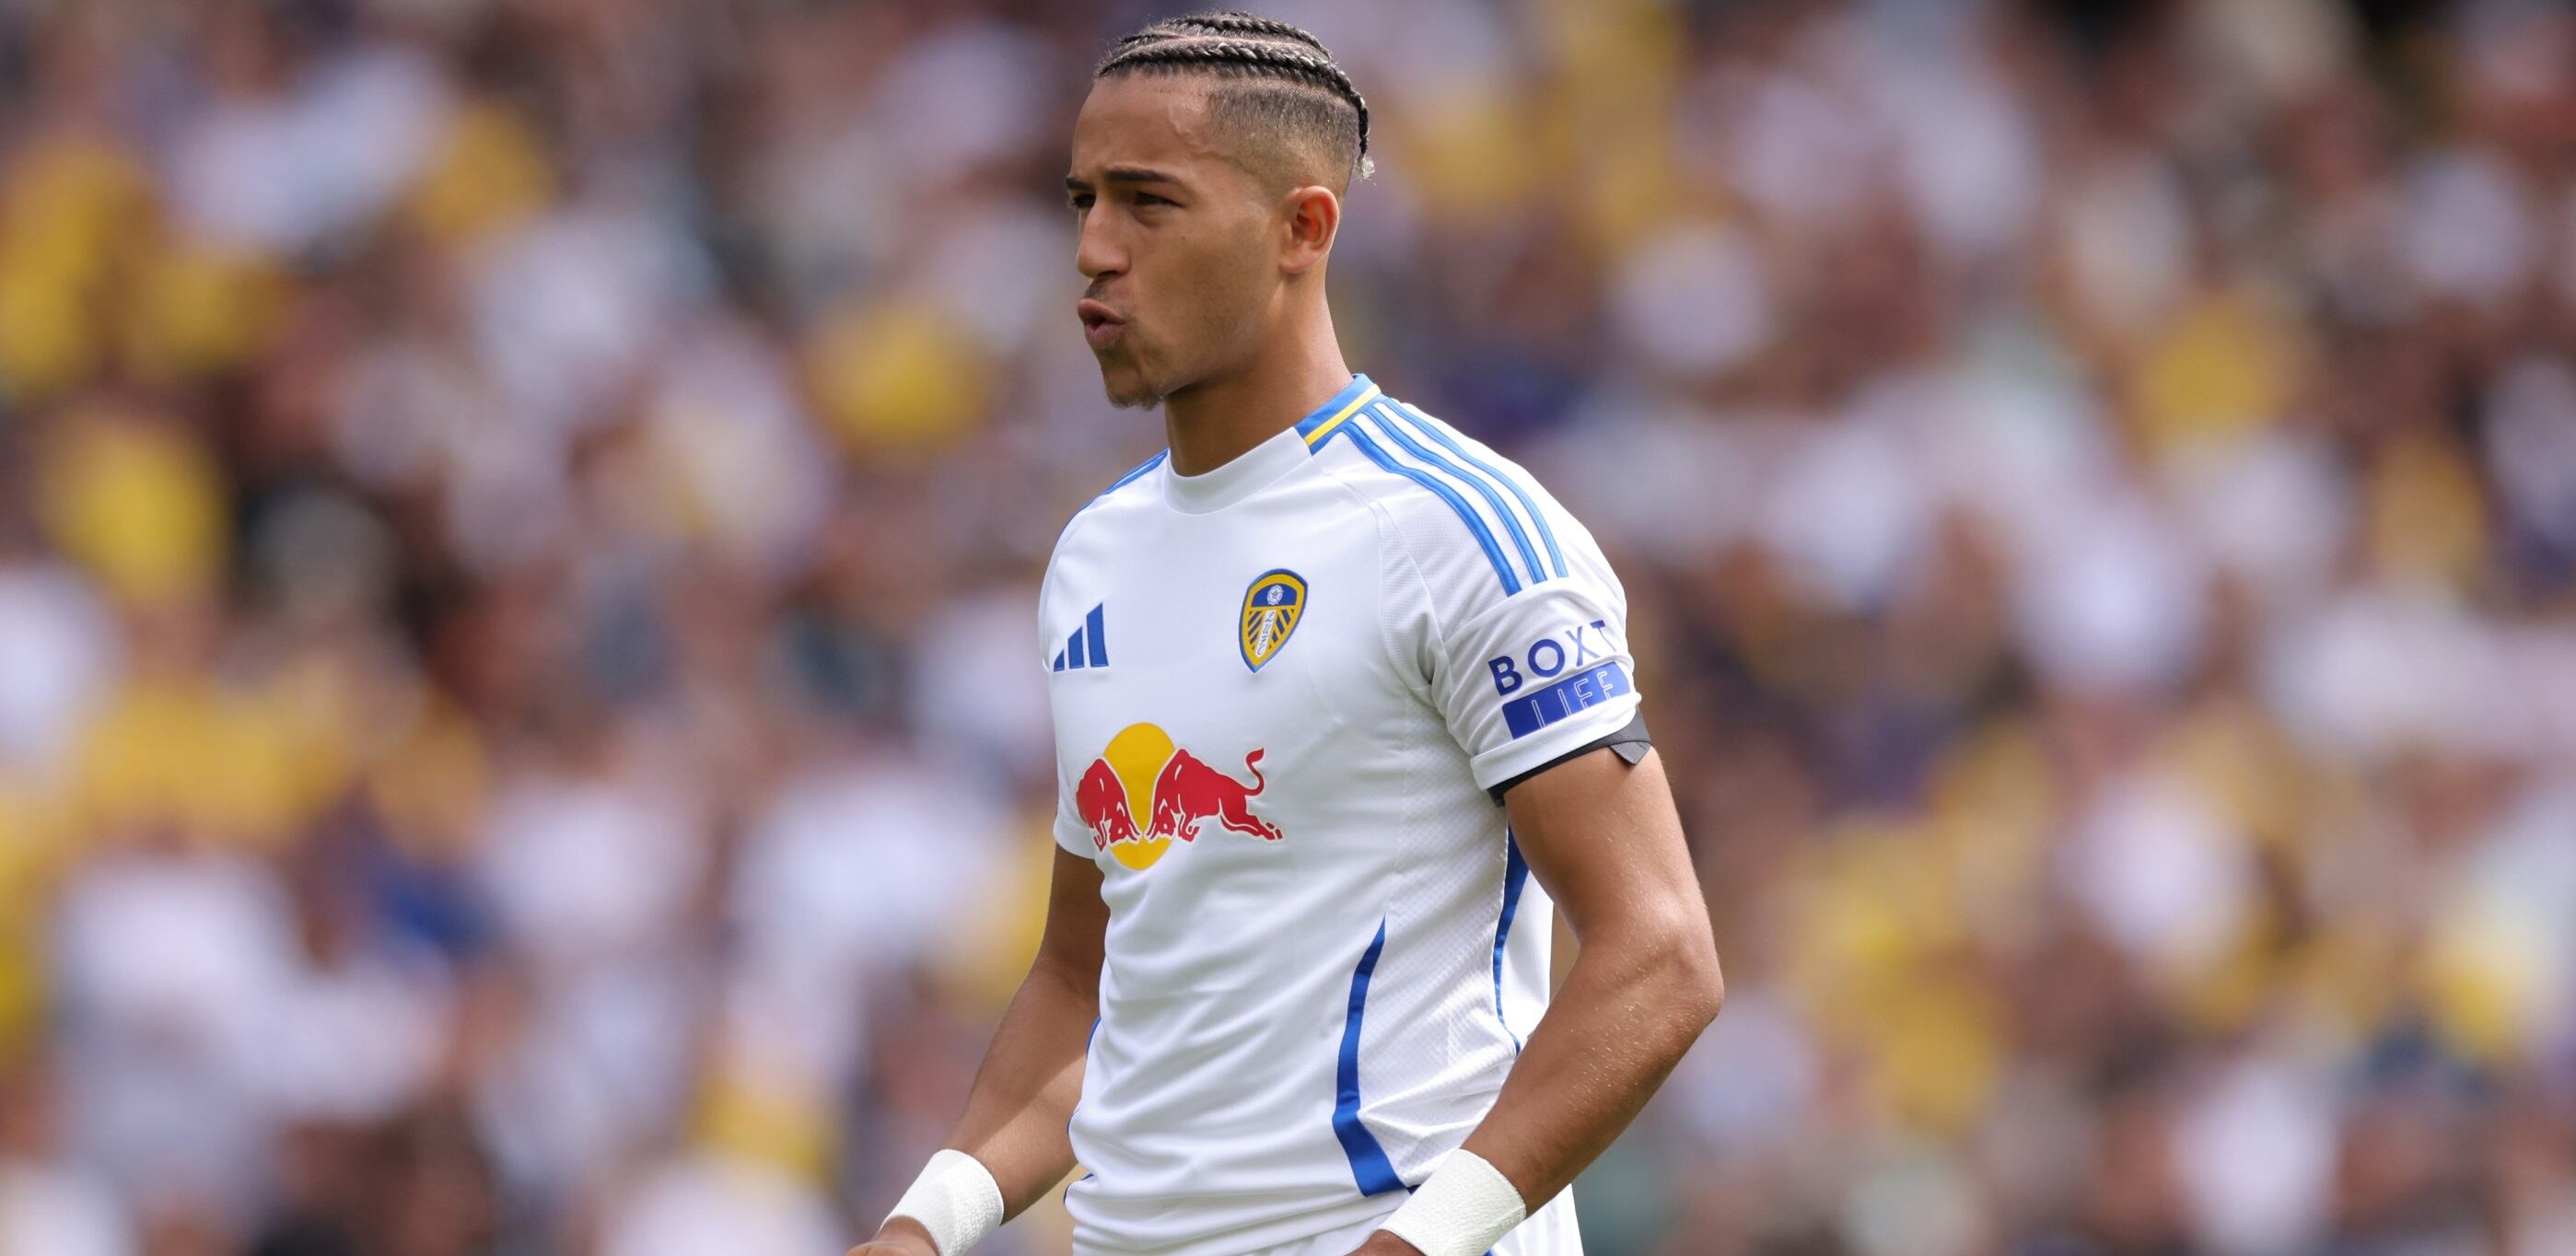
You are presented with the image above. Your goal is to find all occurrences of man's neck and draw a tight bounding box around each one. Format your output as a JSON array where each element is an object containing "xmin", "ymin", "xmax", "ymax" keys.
[{"xmin": 1161, "ymin": 335, "xmax": 1353, "ymax": 477}]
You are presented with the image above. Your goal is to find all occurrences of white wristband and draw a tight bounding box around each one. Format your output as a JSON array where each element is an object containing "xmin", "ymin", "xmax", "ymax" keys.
[
  {"xmin": 1379, "ymin": 1149, "xmax": 1528, "ymax": 1256},
  {"xmin": 883, "ymin": 1149, "xmax": 1004, "ymax": 1256}
]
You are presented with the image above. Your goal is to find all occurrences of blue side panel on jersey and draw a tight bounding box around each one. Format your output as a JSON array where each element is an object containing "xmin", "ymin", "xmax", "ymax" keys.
[
  {"xmin": 1318, "ymin": 424, "xmax": 1521, "ymax": 595},
  {"xmin": 1085, "ymin": 603, "xmax": 1108, "ymax": 668},
  {"xmin": 1493, "ymin": 833, "xmax": 1529, "ymax": 1054},
  {"xmin": 1393, "ymin": 400, "xmax": 1566, "ymax": 579},
  {"xmin": 1364, "ymin": 407, "xmax": 1544, "ymax": 586},
  {"xmin": 1335, "ymin": 920, "xmax": 1405, "ymax": 1197},
  {"xmin": 1501, "ymin": 662, "xmax": 1633, "ymax": 738}
]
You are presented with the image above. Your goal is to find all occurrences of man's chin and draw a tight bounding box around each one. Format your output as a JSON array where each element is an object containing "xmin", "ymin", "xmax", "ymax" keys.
[{"xmin": 1097, "ymin": 365, "xmax": 1164, "ymax": 411}]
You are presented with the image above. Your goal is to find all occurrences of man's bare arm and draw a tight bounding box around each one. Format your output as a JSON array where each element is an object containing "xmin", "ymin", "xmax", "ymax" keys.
[
  {"xmin": 1359, "ymin": 747, "xmax": 1720, "ymax": 1253},
  {"xmin": 852, "ymin": 847, "xmax": 1108, "ymax": 1254}
]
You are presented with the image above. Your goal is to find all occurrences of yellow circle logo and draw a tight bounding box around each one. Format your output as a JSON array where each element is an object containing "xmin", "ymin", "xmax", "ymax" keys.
[
  {"xmin": 1099, "ymin": 722, "xmax": 1176, "ymax": 870},
  {"xmin": 1071, "ymin": 722, "xmax": 1286, "ymax": 871}
]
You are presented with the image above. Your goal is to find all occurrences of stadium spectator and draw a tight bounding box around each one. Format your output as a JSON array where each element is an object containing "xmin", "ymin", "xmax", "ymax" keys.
[{"xmin": 0, "ymin": 1, "xmax": 2568, "ymax": 1252}]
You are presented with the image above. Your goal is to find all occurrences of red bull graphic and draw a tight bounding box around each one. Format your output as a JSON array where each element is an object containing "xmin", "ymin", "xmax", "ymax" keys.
[{"xmin": 1075, "ymin": 722, "xmax": 1284, "ymax": 870}]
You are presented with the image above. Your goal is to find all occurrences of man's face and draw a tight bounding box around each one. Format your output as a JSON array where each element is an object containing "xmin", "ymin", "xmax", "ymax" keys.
[{"xmin": 1067, "ymin": 76, "xmax": 1280, "ymax": 408}]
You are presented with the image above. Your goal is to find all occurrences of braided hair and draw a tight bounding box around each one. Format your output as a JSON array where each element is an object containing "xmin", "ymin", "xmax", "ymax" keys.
[{"xmin": 1095, "ymin": 11, "xmax": 1373, "ymax": 186}]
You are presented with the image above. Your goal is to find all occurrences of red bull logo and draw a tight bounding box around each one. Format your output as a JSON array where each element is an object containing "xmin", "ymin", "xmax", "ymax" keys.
[{"xmin": 1075, "ymin": 722, "xmax": 1284, "ymax": 870}]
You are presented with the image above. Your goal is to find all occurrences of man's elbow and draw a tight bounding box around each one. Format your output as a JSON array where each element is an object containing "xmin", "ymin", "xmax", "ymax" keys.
[
  {"xmin": 1669, "ymin": 932, "xmax": 1725, "ymax": 1033},
  {"xmin": 1638, "ymin": 913, "xmax": 1723, "ymax": 1038}
]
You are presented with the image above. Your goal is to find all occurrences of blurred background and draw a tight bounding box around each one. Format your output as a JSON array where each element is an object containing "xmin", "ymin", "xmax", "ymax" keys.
[{"xmin": 0, "ymin": 0, "xmax": 2571, "ymax": 1253}]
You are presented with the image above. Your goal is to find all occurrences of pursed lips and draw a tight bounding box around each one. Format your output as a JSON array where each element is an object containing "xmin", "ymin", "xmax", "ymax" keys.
[{"xmin": 1078, "ymin": 298, "xmax": 1125, "ymax": 350}]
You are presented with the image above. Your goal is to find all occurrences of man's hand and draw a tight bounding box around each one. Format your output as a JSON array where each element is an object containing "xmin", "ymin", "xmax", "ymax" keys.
[
  {"xmin": 845, "ymin": 1216, "xmax": 939, "ymax": 1256},
  {"xmin": 1344, "ymin": 1232, "xmax": 1424, "ymax": 1256}
]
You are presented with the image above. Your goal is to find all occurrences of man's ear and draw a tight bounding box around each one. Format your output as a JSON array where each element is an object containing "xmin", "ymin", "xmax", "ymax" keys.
[{"xmin": 1279, "ymin": 184, "xmax": 1340, "ymax": 275}]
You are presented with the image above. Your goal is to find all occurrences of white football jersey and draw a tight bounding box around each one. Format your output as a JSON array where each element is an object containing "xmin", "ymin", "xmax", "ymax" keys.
[{"xmin": 1042, "ymin": 375, "xmax": 1638, "ymax": 1254}]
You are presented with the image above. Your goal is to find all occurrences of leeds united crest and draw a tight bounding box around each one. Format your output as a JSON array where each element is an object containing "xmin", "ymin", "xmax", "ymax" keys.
[{"xmin": 1239, "ymin": 569, "xmax": 1308, "ymax": 672}]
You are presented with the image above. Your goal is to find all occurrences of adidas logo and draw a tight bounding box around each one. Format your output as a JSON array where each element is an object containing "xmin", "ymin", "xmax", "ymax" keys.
[{"xmin": 1052, "ymin": 603, "xmax": 1107, "ymax": 672}]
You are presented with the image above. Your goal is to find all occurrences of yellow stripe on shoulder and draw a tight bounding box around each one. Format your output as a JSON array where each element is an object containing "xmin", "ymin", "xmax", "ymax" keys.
[{"xmin": 1301, "ymin": 382, "xmax": 1382, "ymax": 447}]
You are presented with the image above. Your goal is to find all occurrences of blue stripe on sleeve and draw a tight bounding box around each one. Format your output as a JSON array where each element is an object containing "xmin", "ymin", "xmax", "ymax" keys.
[
  {"xmin": 1318, "ymin": 424, "xmax": 1521, "ymax": 595},
  {"xmin": 1363, "ymin": 406, "xmax": 1544, "ymax": 586},
  {"xmin": 1393, "ymin": 401, "xmax": 1566, "ymax": 579},
  {"xmin": 1335, "ymin": 920, "xmax": 1405, "ymax": 1197}
]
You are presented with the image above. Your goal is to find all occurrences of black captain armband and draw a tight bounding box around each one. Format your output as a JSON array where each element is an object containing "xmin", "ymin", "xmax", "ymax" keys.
[{"xmin": 1486, "ymin": 709, "xmax": 1652, "ymax": 805}]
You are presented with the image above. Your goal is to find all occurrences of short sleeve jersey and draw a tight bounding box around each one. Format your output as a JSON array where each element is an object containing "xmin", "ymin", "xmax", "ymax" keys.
[{"xmin": 1041, "ymin": 376, "xmax": 1639, "ymax": 1253}]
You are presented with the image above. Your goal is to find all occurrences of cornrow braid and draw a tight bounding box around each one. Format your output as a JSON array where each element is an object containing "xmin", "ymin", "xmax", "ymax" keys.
[
  {"xmin": 1096, "ymin": 15, "xmax": 1370, "ymax": 182},
  {"xmin": 1157, "ymin": 11, "xmax": 1331, "ymax": 51},
  {"xmin": 1103, "ymin": 11, "xmax": 1328, "ymax": 55}
]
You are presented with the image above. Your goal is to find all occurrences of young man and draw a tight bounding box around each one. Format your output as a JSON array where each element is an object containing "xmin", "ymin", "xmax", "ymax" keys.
[{"xmin": 852, "ymin": 13, "xmax": 1721, "ymax": 1256}]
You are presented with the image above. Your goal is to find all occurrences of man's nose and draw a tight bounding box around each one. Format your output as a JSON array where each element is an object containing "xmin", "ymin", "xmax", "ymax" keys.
[{"xmin": 1077, "ymin": 214, "xmax": 1125, "ymax": 281}]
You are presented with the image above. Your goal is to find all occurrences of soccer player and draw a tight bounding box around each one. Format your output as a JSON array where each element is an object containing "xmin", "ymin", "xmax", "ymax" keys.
[{"xmin": 852, "ymin": 13, "xmax": 1721, "ymax": 1256}]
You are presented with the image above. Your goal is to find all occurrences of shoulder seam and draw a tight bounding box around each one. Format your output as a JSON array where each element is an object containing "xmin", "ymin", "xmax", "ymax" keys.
[
  {"xmin": 1385, "ymin": 400, "xmax": 1568, "ymax": 580},
  {"xmin": 1363, "ymin": 405, "xmax": 1544, "ymax": 586},
  {"xmin": 1309, "ymin": 448, "xmax": 1446, "ymax": 701},
  {"xmin": 1077, "ymin": 448, "xmax": 1167, "ymax": 517},
  {"xmin": 1310, "ymin": 403, "xmax": 1525, "ymax": 595},
  {"xmin": 1046, "ymin": 448, "xmax": 1166, "ymax": 642}
]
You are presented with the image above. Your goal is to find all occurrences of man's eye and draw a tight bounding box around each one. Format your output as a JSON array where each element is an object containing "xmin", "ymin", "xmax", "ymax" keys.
[
  {"xmin": 1068, "ymin": 193, "xmax": 1094, "ymax": 211},
  {"xmin": 1135, "ymin": 192, "xmax": 1172, "ymax": 207}
]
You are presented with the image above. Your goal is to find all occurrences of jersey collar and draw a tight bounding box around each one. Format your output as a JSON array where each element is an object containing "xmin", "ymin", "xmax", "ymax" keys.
[{"xmin": 1163, "ymin": 374, "xmax": 1377, "ymax": 514}]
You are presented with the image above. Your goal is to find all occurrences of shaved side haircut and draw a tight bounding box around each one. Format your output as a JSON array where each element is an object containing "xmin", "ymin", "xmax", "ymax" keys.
[{"xmin": 1094, "ymin": 11, "xmax": 1373, "ymax": 192}]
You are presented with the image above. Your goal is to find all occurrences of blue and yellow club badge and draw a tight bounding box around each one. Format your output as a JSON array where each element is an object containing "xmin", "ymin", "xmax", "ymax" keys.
[{"xmin": 1240, "ymin": 568, "xmax": 1308, "ymax": 672}]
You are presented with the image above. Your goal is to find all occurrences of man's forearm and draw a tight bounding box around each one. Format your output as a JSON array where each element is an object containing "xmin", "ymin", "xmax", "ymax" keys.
[
  {"xmin": 1449, "ymin": 929, "xmax": 1721, "ymax": 1208},
  {"xmin": 862, "ymin": 959, "xmax": 1094, "ymax": 1254},
  {"xmin": 928, "ymin": 955, "xmax": 1097, "ymax": 1216},
  {"xmin": 857, "ymin": 850, "xmax": 1106, "ymax": 1256}
]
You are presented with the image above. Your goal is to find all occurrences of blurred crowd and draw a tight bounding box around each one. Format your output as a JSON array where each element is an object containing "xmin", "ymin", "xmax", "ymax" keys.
[{"xmin": 0, "ymin": 0, "xmax": 2571, "ymax": 1253}]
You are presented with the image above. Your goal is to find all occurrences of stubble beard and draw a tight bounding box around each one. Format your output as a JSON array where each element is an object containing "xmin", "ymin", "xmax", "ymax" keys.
[
  {"xmin": 1097, "ymin": 349, "xmax": 1166, "ymax": 411},
  {"xmin": 1104, "ymin": 378, "xmax": 1164, "ymax": 410}
]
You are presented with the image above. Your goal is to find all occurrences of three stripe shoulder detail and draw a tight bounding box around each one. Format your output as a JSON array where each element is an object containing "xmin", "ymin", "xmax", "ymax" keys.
[
  {"xmin": 1309, "ymin": 397, "xmax": 1566, "ymax": 594},
  {"xmin": 1385, "ymin": 401, "xmax": 1567, "ymax": 580}
]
